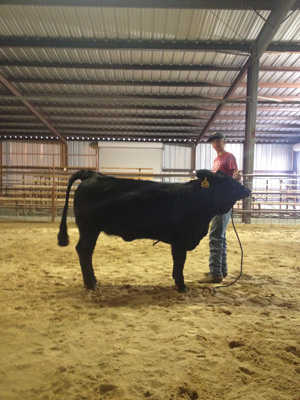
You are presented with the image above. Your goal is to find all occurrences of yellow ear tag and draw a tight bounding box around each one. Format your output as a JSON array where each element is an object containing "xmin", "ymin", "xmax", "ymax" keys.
[{"xmin": 201, "ymin": 177, "xmax": 209, "ymax": 188}]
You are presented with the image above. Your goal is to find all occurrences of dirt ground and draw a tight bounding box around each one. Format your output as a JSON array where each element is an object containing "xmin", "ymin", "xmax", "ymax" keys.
[{"xmin": 0, "ymin": 221, "xmax": 299, "ymax": 400}]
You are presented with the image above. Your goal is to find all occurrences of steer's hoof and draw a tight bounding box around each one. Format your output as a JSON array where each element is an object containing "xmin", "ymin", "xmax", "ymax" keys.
[{"xmin": 178, "ymin": 286, "xmax": 189, "ymax": 293}]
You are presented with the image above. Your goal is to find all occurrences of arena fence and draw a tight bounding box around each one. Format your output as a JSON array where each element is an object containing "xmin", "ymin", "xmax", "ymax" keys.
[{"xmin": 0, "ymin": 165, "xmax": 299, "ymax": 224}]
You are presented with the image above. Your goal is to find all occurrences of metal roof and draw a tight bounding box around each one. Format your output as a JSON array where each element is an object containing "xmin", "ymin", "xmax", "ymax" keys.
[{"xmin": 0, "ymin": 0, "xmax": 300, "ymax": 145}]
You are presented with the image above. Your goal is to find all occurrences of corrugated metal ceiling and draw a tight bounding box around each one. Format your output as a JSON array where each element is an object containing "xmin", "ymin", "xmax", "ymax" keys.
[{"xmin": 0, "ymin": 0, "xmax": 300, "ymax": 145}]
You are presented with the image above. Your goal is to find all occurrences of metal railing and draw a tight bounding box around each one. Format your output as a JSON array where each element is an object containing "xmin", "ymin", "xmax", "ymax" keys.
[{"xmin": 1, "ymin": 166, "xmax": 299, "ymax": 223}]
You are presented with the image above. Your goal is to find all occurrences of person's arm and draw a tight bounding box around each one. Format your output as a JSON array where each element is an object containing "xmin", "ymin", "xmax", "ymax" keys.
[
  {"xmin": 227, "ymin": 154, "xmax": 241, "ymax": 182},
  {"xmin": 233, "ymin": 169, "xmax": 241, "ymax": 182}
]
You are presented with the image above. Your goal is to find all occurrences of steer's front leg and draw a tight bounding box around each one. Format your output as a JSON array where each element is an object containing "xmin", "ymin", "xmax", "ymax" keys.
[{"xmin": 171, "ymin": 243, "xmax": 188, "ymax": 293}]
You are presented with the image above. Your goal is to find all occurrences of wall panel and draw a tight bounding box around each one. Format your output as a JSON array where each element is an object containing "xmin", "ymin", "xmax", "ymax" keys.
[
  {"xmin": 254, "ymin": 144, "xmax": 293, "ymax": 173},
  {"xmin": 1, "ymin": 140, "xmax": 295, "ymax": 175},
  {"xmin": 163, "ymin": 144, "xmax": 192, "ymax": 170},
  {"xmin": 67, "ymin": 141, "xmax": 97, "ymax": 168},
  {"xmin": 2, "ymin": 141, "xmax": 61, "ymax": 167}
]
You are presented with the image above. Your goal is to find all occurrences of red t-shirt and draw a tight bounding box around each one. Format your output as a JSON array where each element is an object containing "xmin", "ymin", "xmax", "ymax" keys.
[{"xmin": 212, "ymin": 152, "xmax": 238, "ymax": 177}]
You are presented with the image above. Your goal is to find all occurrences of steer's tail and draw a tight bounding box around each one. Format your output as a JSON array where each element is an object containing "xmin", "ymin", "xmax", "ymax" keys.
[{"xmin": 57, "ymin": 170, "xmax": 96, "ymax": 246}]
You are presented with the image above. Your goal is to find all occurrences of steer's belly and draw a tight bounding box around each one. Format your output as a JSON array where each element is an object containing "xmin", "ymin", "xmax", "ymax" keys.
[{"xmin": 104, "ymin": 226, "xmax": 172, "ymax": 245}]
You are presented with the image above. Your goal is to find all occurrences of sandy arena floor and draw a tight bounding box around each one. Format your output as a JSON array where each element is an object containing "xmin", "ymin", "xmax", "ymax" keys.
[{"xmin": 0, "ymin": 221, "xmax": 299, "ymax": 400}]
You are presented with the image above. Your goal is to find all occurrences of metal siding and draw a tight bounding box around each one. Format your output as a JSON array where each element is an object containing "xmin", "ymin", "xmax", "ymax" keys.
[
  {"xmin": 254, "ymin": 144, "xmax": 293, "ymax": 172},
  {"xmin": 1, "ymin": 140, "xmax": 61, "ymax": 187},
  {"xmin": 261, "ymin": 52, "xmax": 300, "ymax": 67},
  {"xmin": 0, "ymin": 7, "xmax": 269, "ymax": 41},
  {"xmin": 1, "ymin": 140, "xmax": 98, "ymax": 168},
  {"xmin": 163, "ymin": 144, "xmax": 192, "ymax": 170},
  {"xmin": 2, "ymin": 140, "xmax": 61, "ymax": 167},
  {"xmin": 67, "ymin": 140, "xmax": 97, "ymax": 168},
  {"xmin": 196, "ymin": 143, "xmax": 214, "ymax": 170},
  {"xmin": 273, "ymin": 11, "xmax": 300, "ymax": 41}
]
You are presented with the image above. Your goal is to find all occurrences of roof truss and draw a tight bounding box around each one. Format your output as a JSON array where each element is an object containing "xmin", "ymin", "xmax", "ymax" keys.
[{"xmin": 0, "ymin": 0, "xmax": 300, "ymax": 145}]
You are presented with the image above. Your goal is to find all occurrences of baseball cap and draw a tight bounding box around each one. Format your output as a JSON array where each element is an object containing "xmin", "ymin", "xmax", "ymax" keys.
[{"xmin": 207, "ymin": 132, "xmax": 226, "ymax": 142}]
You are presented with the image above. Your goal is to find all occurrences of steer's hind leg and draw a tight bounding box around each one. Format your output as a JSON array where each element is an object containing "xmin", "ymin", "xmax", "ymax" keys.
[
  {"xmin": 76, "ymin": 227, "xmax": 100, "ymax": 290},
  {"xmin": 171, "ymin": 243, "xmax": 188, "ymax": 293}
]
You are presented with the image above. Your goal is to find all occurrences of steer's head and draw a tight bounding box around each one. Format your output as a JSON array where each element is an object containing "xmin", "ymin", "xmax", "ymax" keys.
[{"xmin": 196, "ymin": 169, "xmax": 251, "ymax": 214}]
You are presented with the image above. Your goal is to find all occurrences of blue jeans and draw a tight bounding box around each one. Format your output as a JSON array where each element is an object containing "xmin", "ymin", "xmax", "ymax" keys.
[{"xmin": 209, "ymin": 210, "xmax": 231, "ymax": 277}]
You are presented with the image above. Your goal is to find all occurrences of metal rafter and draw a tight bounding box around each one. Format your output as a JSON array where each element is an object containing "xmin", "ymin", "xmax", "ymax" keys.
[
  {"xmin": 0, "ymin": 60, "xmax": 241, "ymax": 71},
  {"xmin": 1, "ymin": 60, "xmax": 300, "ymax": 73},
  {"xmin": 1, "ymin": 0, "xmax": 300, "ymax": 10},
  {"xmin": 194, "ymin": 0, "xmax": 299, "ymax": 145},
  {"xmin": 0, "ymin": 72, "xmax": 67, "ymax": 143},
  {"xmin": 7, "ymin": 77, "xmax": 300, "ymax": 89},
  {"xmin": 1, "ymin": 37, "xmax": 300, "ymax": 53},
  {"xmin": 1, "ymin": 94, "xmax": 300, "ymax": 103},
  {"xmin": 1, "ymin": 104, "xmax": 298, "ymax": 113},
  {"xmin": 2, "ymin": 114, "xmax": 300, "ymax": 122}
]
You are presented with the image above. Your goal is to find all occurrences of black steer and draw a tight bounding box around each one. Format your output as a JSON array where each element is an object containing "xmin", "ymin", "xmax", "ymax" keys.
[{"xmin": 58, "ymin": 169, "xmax": 250, "ymax": 292}]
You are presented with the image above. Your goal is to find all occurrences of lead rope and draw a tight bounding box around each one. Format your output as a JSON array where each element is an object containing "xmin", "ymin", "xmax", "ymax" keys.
[{"xmin": 213, "ymin": 207, "xmax": 243, "ymax": 294}]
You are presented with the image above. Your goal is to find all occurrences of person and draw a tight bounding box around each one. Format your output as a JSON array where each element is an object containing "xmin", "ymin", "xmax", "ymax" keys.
[{"xmin": 199, "ymin": 132, "xmax": 240, "ymax": 284}]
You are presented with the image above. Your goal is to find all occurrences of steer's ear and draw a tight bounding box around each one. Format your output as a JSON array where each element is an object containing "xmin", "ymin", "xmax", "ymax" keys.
[{"xmin": 196, "ymin": 169, "xmax": 213, "ymax": 180}]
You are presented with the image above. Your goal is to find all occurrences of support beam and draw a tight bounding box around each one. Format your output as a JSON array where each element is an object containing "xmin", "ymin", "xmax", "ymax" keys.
[
  {"xmin": 0, "ymin": 140, "xmax": 2, "ymax": 195},
  {"xmin": 194, "ymin": 66, "xmax": 249, "ymax": 145},
  {"xmin": 8, "ymin": 77, "xmax": 300, "ymax": 89},
  {"xmin": 0, "ymin": 60, "xmax": 241, "ymax": 72},
  {"xmin": 9, "ymin": 78, "xmax": 231, "ymax": 88},
  {"xmin": 1, "ymin": 94, "xmax": 300, "ymax": 104},
  {"xmin": 0, "ymin": 73, "xmax": 67, "ymax": 144},
  {"xmin": 0, "ymin": 37, "xmax": 252, "ymax": 52},
  {"xmin": 2, "ymin": 121, "xmax": 300, "ymax": 130},
  {"xmin": 0, "ymin": 104, "xmax": 298, "ymax": 113},
  {"xmin": 1, "ymin": 126, "xmax": 299, "ymax": 137},
  {"xmin": 242, "ymin": 0, "xmax": 298, "ymax": 222},
  {"xmin": 1, "ymin": 114, "xmax": 300, "ymax": 122},
  {"xmin": 1, "ymin": 37, "xmax": 300, "ymax": 53},
  {"xmin": 243, "ymin": 57, "xmax": 259, "ymax": 224},
  {"xmin": 1, "ymin": 60, "xmax": 300, "ymax": 73},
  {"xmin": 191, "ymin": 145, "xmax": 196, "ymax": 172},
  {"xmin": 243, "ymin": 0, "xmax": 298, "ymax": 223},
  {"xmin": 1, "ymin": 115, "xmax": 298, "ymax": 122},
  {"xmin": 292, "ymin": 151, "xmax": 298, "ymax": 174},
  {"xmin": 60, "ymin": 142, "xmax": 68, "ymax": 168},
  {"xmin": 1, "ymin": 0, "xmax": 300, "ymax": 10}
]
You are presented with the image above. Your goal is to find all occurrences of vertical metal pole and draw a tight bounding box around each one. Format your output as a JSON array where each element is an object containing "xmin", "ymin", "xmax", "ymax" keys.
[
  {"xmin": 96, "ymin": 145, "xmax": 99, "ymax": 172},
  {"xmin": 280, "ymin": 180, "xmax": 283, "ymax": 210},
  {"xmin": 243, "ymin": 54, "xmax": 259, "ymax": 224},
  {"xmin": 60, "ymin": 142, "xmax": 68, "ymax": 168},
  {"xmin": 292, "ymin": 151, "xmax": 297, "ymax": 173},
  {"xmin": 51, "ymin": 154, "xmax": 56, "ymax": 223},
  {"xmin": 191, "ymin": 144, "xmax": 196, "ymax": 172},
  {"xmin": 0, "ymin": 141, "xmax": 3, "ymax": 196}
]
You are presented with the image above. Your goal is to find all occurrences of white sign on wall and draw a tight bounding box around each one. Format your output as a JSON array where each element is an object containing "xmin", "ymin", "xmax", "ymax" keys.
[{"xmin": 98, "ymin": 142, "xmax": 163, "ymax": 174}]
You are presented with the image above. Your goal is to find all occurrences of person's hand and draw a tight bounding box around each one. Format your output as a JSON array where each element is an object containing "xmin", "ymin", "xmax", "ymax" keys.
[{"xmin": 233, "ymin": 170, "xmax": 242, "ymax": 182}]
